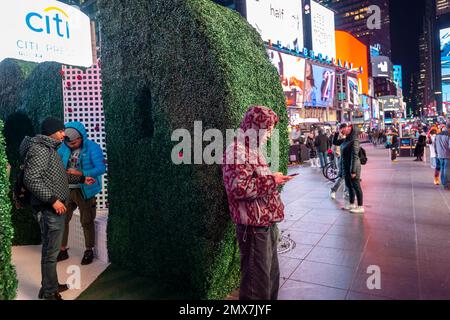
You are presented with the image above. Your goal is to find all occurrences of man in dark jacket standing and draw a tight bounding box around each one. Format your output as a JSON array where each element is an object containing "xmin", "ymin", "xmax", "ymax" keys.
[
  {"xmin": 340, "ymin": 124, "xmax": 364, "ymax": 213},
  {"xmin": 20, "ymin": 117, "xmax": 70, "ymax": 300},
  {"xmin": 315, "ymin": 129, "xmax": 330, "ymax": 168}
]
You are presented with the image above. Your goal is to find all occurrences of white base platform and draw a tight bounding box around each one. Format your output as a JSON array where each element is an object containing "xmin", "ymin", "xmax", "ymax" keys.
[
  {"xmin": 12, "ymin": 245, "xmax": 109, "ymax": 300},
  {"xmin": 68, "ymin": 209, "xmax": 109, "ymax": 263}
]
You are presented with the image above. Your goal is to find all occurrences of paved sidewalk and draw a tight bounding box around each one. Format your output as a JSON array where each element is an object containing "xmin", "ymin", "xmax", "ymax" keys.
[{"xmin": 278, "ymin": 144, "xmax": 450, "ymax": 300}]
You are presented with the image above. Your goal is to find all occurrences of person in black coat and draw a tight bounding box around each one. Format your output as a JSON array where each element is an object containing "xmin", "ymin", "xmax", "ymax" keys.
[
  {"xmin": 314, "ymin": 129, "xmax": 330, "ymax": 168},
  {"xmin": 330, "ymin": 124, "xmax": 349, "ymax": 200},
  {"xmin": 306, "ymin": 132, "xmax": 320, "ymax": 167},
  {"xmin": 339, "ymin": 124, "xmax": 364, "ymax": 213},
  {"xmin": 414, "ymin": 131, "xmax": 427, "ymax": 161}
]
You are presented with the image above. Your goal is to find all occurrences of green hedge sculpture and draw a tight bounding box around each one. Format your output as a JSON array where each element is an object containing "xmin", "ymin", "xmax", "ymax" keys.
[
  {"xmin": 99, "ymin": 0, "xmax": 288, "ymax": 299},
  {"xmin": 0, "ymin": 60, "xmax": 62, "ymax": 245},
  {"xmin": 0, "ymin": 119, "xmax": 18, "ymax": 300},
  {"xmin": 4, "ymin": 113, "xmax": 40, "ymax": 245},
  {"xmin": 0, "ymin": 59, "xmax": 29, "ymax": 120}
]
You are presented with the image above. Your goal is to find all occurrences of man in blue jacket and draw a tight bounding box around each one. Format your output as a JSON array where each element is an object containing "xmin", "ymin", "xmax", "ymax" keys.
[{"xmin": 57, "ymin": 121, "xmax": 106, "ymax": 265}]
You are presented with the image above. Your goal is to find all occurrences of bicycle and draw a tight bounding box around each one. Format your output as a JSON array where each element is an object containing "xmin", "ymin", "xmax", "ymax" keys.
[{"xmin": 322, "ymin": 153, "xmax": 339, "ymax": 182}]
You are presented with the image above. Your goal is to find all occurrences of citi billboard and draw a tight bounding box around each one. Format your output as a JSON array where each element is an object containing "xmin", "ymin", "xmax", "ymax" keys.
[{"xmin": 0, "ymin": 0, "xmax": 93, "ymax": 67}]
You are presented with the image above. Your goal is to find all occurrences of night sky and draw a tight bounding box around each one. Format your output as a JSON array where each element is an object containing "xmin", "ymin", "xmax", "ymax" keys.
[{"xmin": 390, "ymin": 0, "xmax": 426, "ymax": 98}]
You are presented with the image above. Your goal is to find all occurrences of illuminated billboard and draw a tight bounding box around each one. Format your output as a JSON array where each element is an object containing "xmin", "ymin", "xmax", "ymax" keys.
[
  {"xmin": 373, "ymin": 99, "xmax": 380, "ymax": 119},
  {"xmin": 379, "ymin": 96, "xmax": 401, "ymax": 111},
  {"xmin": 310, "ymin": 1, "xmax": 336, "ymax": 60},
  {"xmin": 362, "ymin": 95, "xmax": 371, "ymax": 121},
  {"xmin": 268, "ymin": 48, "xmax": 306, "ymax": 107},
  {"xmin": 304, "ymin": 61, "xmax": 335, "ymax": 108},
  {"xmin": 347, "ymin": 76, "xmax": 360, "ymax": 107},
  {"xmin": 440, "ymin": 27, "xmax": 450, "ymax": 106},
  {"xmin": 245, "ymin": 0, "xmax": 304, "ymax": 49},
  {"xmin": 372, "ymin": 56, "xmax": 393, "ymax": 78},
  {"xmin": 0, "ymin": 0, "xmax": 93, "ymax": 67},
  {"xmin": 393, "ymin": 65, "xmax": 403, "ymax": 89},
  {"xmin": 335, "ymin": 30, "xmax": 369, "ymax": 95}
]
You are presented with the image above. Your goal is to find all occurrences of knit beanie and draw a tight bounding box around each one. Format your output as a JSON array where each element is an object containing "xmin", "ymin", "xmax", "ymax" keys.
[{"xmin": 41, "ymin": 117, "xmax": 65, "ymax": 136}]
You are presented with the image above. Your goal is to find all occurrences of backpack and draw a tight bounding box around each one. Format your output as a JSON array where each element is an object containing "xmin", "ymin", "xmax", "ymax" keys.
[
  {"xmin": 12, "ymin": 165, "xmax": 31, "ymax": 209},
  {"xmin": 359, "ymin": 147, "xmax": 368, "ymax": 165},
  {"xmin": 386, "ymin": 135, "xmax": 393, "ymax": 145}
]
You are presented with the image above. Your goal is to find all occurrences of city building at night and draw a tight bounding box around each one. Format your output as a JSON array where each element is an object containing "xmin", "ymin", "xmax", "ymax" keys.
[
  {"xmin": 418, "ymin": 0, "xmax": 439, "ymax": 116},
  {"xmin": 437, "ymin": 0, "xmax": 450, "ymax": 16},
  {"xmin": 317, "ymin": 0, "xmax": 392, "ymax": 57},
  {"xmin": 374, "ymin": 77, "xmax": 398, "ymax": 97}
]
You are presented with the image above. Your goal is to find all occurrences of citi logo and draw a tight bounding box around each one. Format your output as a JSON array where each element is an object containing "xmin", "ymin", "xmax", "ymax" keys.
[{"xmin": 26, "ymin": 6, "xmax": 70, "ymax": 39}]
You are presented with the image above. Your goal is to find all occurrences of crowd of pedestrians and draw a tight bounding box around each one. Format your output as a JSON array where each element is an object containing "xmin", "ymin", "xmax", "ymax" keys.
[{"xmin": 368, "ymin": 122, "xmax": 450, "ymax": 189}]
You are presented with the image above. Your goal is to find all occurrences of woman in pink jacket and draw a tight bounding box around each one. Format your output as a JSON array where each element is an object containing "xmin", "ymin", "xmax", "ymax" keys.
[{"xmin": 222, "ymin": 106, "xmax": 293, "ymax": 300}]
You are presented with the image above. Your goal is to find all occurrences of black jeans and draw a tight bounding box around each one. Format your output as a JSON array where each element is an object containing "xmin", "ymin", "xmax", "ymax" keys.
[
  {"xmin": 236, "ymin": 224, "xmax": 280, "ymax": 300},
  {"xmin": 391, "ymin": 146, "xmax": 398, "ymax": 161},
  {"xmin": 33, "ymin": 206, "xmax": 65, "ymax": 297},
  {"xmin": 344, "ymin": 176, "xmax": 363, "ymax": 206}
]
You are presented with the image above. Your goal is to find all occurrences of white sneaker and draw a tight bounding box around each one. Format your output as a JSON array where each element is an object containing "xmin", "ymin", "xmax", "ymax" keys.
[
  {"xmin": 350, "ymin": 206, "xmax": 365, "ymax": 214},
  {"xmin": 330, "ymin": 190, "xmax": 336, "ymax": 200},
  {"xmin": 344, "ymin": 202, "xmax": 356, "ymax": 210}
]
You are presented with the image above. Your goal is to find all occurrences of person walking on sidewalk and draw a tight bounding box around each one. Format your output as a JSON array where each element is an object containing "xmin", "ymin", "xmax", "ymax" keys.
[
  {"xmin": 330, "ymin": 123, "xmax": 349, "ymax": 201},
  {"xmin": 435, "ymin": 121, "xmax": 450, "ymax": 190},
  {"xmin": 388, "ymin": 130, "xmax": 400, "ymax": 162},
  {"xmin": 222, "ymin": 106, "xmax": 292, "ymax": 300},
  {"xmin": 315, "ymin": 129, "xmax": 330, "ymax": 169},
  {"xmin": 57, "ymin": 121, "xmax": 106, "ymax": 265},
  {"xmin": 428, "ymin": 129, "xmax": 441, "ymax": 185},
  {"xmin": 414, "ymin": 131, "xmax": 427, "ymax": 162},
  {"xmin": 306, "ymin": 131, "xmax": 320, "ymax": 168},
  {"xmin": 340, "ymin": 124, "xmax": 364, "ymax": 213}
]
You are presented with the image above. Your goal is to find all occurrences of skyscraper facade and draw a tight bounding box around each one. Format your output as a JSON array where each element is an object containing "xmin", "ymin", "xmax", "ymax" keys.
[
  {"xmin": 317, "ymin": 0, "xmax": 391, "ymax": 57},
  {"xmin": 437, "ymin": 0, "xmax": 450, "ymax": 16},
  {"xmin": 418, "ymin": 0, "xmax": 439, "ymax": 115}
]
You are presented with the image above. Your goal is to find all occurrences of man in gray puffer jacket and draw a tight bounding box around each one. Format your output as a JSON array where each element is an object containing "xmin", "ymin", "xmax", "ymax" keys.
[{"xmin": 20, "ymin": 117, "xmax": 72, "ymax": 300}]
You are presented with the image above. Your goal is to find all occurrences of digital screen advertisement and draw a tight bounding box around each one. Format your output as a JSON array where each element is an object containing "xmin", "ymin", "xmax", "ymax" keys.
[
  {"xmin": 373, "ymin": 100, "xmax": 380, "ymax": 119},
  {"xmin": 268, "ymin": 48, "xmax": 306, "ymax": 107},
  {"xmin": 245, "ymin": 0, "xmax": 304, "ymax": 49},
  {"xmin": 347, "ymin": 76, "xmax": 360, "ymax": 107},
  {"xmin": 362, "ymin": 95, "xmax": 371, "ymax": 121},
  {"xmin": 310, "ymin": 0, "xmax": 336, "ymax": 60},
  {"xmin": 304, "ymin": 61, "xmax": 335, "ymax": 108},
  {"xmin": 335, "ymin": 30, "xmax": 369, "ymax": 95},
  {"xmin": 371, "ymin": 56, "xmax": 393, "ymax": 78},
  {"xmin": 440, "ymin": 27, "xmax": 450, "ymax": 106}
]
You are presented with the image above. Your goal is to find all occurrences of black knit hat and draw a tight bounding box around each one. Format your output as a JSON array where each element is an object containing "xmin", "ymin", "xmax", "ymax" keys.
[{"xmin": 41, "ymin": 117, "xmax": 65, "ymax": 136}]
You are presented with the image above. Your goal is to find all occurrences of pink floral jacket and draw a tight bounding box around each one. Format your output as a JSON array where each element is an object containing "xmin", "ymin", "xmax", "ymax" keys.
[{"xmin": 221, "ymin": 106, "xmax": 285, "ymax": 227}]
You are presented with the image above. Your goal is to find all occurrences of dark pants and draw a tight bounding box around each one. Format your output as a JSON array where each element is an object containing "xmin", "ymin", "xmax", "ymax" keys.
[
  {"xmin": 439, "ymin": 158, "xmax": 450, "ymax": 188},
  {"xmin": 33, "ymin": 207, "xmax": 65, "ymax": 297},
  {"xmin": 236, "ymin": 224, "xmax": 280, "ymax": 300},
  {"xmin": 391, "ymin": 146, "xmax": 398, "ymax": 161},
  {"xmin": 318, "ymin": 152, "xmax": 328, "ymax": 168},
  {"xmin": 62, "ymin": 189, "xmax": 97, "ymax": 249},
  {"xmin": 345, "ymin": 176, "xmax": 363, "ymax": 206}
]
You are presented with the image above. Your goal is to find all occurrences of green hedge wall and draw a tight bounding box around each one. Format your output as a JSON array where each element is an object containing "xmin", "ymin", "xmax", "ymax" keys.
[
  {"xmin": 0, "ymin": 59, "xmax": 34, "ymax": 120},
  {"xmin": 0, "ymin": 120, "xmax": 18, "ymax": 300},
  {"xmin": 4, "ymin": 113, "xmax": 40, "ymax": 245},
  {"xmin": 0, "ymin": 60, "xmax": 63, "ymax": 245},
  {"xmin": 99, "ymin": 0, "xmax": 288, "ymax": 299},
  {"xmin": 20, "ymin": 62, "xmax": 64, "ymax": 132}
]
